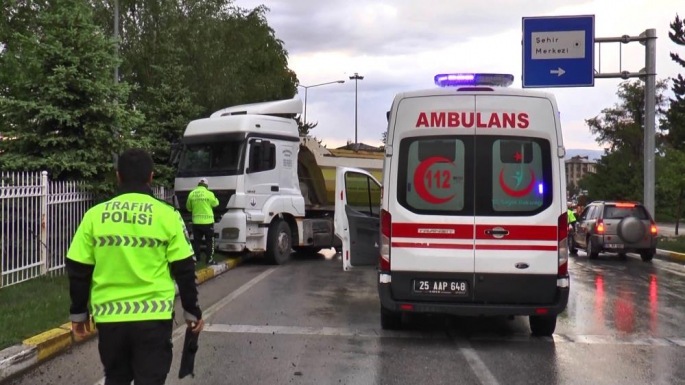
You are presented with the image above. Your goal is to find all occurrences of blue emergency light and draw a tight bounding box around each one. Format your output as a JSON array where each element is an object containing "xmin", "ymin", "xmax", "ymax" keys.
[{"xmin": 434, "ymin": 73, "xmax": 514, "ymax": 88}]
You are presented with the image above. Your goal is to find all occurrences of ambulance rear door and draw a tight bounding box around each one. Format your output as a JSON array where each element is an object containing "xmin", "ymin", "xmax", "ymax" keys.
[
  {"xmin": 472, "ymin": 94, "xmax": 562, "ymax": 304},
  {"xmin": 387, "ymin": 94, "xmax": 477, "ymax": 303}
]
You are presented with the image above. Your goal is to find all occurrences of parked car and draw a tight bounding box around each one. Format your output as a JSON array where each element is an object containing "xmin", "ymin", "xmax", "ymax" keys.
[{"xmin": 570, "ymin": 201, "xmax": 658, "ymax": 261}]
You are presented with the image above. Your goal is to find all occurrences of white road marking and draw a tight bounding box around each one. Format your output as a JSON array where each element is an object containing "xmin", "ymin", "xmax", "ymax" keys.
[
  {"xmin": 455, "ymin": 338, "xmax": 501, "ymax": 385},
  {"xmin": 93, "ymin": 267, "xmax": 279, "ymax": 385},
  {"xmin": 201, "ymin": 324, "xmax": 685, "ymax": 348},
  {"xmin": 204, "ymin": 323, "xmax": 441, "ymax": 339}
]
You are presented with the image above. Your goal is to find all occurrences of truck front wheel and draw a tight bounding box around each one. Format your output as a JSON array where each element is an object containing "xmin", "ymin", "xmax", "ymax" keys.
[{"xmin": 266, "ymin": 219, "xmax": 292, "ymax": 265}]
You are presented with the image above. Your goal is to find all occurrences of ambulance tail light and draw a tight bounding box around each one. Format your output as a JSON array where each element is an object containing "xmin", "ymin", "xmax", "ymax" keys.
[
  {"xmin": 558, "ymin": 211, "xmax": 569, "ymax": 277},
  {"xmin": 434, "ymin": 73, "xmax": 514, "ymax": 88},
  {"xmin": 380, "ymin": 209, "xmax": 392, "ymax": 272}
]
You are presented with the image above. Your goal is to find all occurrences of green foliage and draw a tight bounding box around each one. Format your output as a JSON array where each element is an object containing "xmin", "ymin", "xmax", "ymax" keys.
[
  {"xmin": 90, "ymin": 0, "xmax": 299, "ymax": 184},
  {"xmin": 585, "ymin": 80, "xmax": 669, "ymax": 159},
  {"xmin": 0, "ymin": 1, "xmax": 298, "ymax": 190},
  {"xmin": 579, "ymin": 149, "xmax": 643, "ymax": 203},
  {"xmin": 0, "ymin": 0, "xmax": 143, "ymax": 195},
  {"xmin": 656, "ymin": 149, "xmax": 685, "ymax": 222},
  {"xmin": 666, "ymin": 14, "xmax": 685, "ymax": 150},
  {"xmin": 296, "ymin": 116, "xmax": 318, "ymax": 137}
]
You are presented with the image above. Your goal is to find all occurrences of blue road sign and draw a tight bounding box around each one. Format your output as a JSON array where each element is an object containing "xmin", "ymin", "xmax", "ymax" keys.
[{"xmin": 522, "ymin": 15, "xmax": 595, "ymax": 88}]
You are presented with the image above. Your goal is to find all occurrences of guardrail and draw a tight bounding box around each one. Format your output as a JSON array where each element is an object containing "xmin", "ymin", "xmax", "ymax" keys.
[{"xmin": 0, "ymin": 171, "xmax": 173, "ymax": 288}]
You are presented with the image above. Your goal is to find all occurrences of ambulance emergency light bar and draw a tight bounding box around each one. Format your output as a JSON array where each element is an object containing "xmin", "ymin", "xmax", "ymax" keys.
[{"xmin": 434, "ymin": 73, "xmax": 514, "ymax": 88}]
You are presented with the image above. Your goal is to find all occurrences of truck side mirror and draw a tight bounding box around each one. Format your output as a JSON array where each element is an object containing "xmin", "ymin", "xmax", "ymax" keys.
[{"xmin": 170, "ymin": 142, "xmax": 182, "ymax": 165}]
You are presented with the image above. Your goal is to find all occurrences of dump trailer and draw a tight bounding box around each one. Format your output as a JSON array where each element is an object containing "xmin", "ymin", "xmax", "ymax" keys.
[{"xmin": 172, "ymin": 99, "xmax": 381, "ymax": 264}]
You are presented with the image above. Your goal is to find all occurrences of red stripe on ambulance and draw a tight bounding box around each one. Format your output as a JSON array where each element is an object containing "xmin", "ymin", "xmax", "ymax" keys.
[
  {"xmin": 392, "ymin": 223, "xmax": 556, "ymax": 241},
  {"xmin": 391, "ymin": 242, "xmax": 558, "ymax": 251}
]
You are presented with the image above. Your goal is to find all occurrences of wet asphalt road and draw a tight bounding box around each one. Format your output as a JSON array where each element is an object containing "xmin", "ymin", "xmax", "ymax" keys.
[{"xmin": 6, "ymin": 249, "xmax": 685, "ymax": 385}]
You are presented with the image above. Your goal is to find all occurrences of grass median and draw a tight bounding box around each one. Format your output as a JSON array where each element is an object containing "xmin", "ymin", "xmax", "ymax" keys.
[
  {"xmin": 658, "ymin": 236, "xmax": 685, "ymax": 254},
  {"xmin": 0, "ymin": 253, "xmax": 228, "ymax": 350}
]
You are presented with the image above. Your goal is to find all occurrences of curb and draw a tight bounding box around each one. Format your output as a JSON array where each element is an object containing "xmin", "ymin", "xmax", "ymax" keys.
[
  {"xmin": 0, "ymin": 256, "xmax": 244, "ymax": 382},
  {"xmin": 656, "ymin": 248, "xmax": 685, "ymax": 263}
]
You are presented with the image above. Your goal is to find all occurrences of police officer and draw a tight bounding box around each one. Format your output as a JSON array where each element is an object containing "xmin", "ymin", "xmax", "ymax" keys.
[
  {"xmin": 567, "ymin": 202, "xmax": 578, "ymax": 249},
  {"xmin": 186, "ymin": 178, "xmax": 219, "ymax": 265},
  {"xmin": 66, "ymin": 149, "xmax": 204, "ymax": 385},
  {"xmin": 567, "ymin": 202, "xmax": 577, "ymax": 230}
]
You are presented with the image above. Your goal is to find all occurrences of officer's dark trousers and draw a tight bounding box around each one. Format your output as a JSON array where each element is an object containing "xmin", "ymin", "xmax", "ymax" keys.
[
  {"xmin": 97, "ymin": 320, "xmax": 173, "ymax": 385},
  {"xmin": 192, "ymin": 223, "xmax": 215, "ymax": 262}
]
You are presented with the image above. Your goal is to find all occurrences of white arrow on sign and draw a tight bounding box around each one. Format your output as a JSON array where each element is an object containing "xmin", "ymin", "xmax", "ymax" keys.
[{"xmin": 550, "ymin": 67, "xmax": 566, "ymax": 77}]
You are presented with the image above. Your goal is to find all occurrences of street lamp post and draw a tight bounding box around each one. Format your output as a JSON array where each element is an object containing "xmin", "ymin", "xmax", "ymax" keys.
[
  {"xmin": 297, "ymin": 80, "xmax": 345, "ymax": 124},
  {"xmin": 349, "ymin": 73, "xmax": 364, "ymax": 145}
]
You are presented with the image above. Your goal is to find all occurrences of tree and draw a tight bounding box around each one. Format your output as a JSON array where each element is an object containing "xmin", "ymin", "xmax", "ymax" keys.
[
  {"xmin": 110, "ymin": 0, "xmax": 203, "ymax": 187},
  {"xmin": 580, "ymin": 80, "xmax": 668, "ymax": 206},
  {"xmin": 296, "ymin": 116, "xmax": 318, "ymax": 137},
  {"xmin": 666, "ymin": 14, "xmax": 685, "ymax": 150},
  {"xmin": 89, "ymin": 1, "xmax": 299, "ymax": 182},
  {"xmin": 586, "ymin": 80, "xmax": 669, "ymax": 160},
  {"xmin": 658, "ymin": 149, "xmax": 685, "ymax": 233},
  {"xmin": 0, "ymin": 0, "xmax": 143, "ymax": 194},
  {"xmin": 381, "ymin": 131, "xmax": 387, "ymax": 145},
  {"xmin": 579, "ymin": 149, "xmax": 644, "ymax": 203}
]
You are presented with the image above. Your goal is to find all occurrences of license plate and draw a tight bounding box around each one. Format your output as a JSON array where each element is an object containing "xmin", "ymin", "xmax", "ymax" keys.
[
  {"xmin": 605, "ymin": 243, "xmax": 624, "ymax": 249},
  {"xmin": 413, "ymin": 279, "xmax": 468, "ymax": 295}
]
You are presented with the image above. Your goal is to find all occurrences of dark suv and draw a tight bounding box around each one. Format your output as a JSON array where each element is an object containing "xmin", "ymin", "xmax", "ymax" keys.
[{"xmin": 570, "ymin": 201, "xmax": 658, "ymax": 261}]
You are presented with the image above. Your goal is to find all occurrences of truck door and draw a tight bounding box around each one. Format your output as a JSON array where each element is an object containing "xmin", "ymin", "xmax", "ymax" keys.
[
  {"xmin": 245, "ymin": 138, "xmax": 279, "ymax": 213},
  {"xmin": 334, "ymin": 167, "xmax": 382, "ymax": 271}
]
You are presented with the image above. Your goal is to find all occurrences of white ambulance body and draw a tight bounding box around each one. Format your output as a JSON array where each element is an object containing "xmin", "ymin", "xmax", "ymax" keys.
[{"xmin": 334, "ymin": 73, "xmax": 570, "ymax": 336}]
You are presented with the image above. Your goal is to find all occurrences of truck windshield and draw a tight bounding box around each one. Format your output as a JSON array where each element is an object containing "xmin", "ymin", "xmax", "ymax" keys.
[{"xmin": 177, "ymin": 140, "xmax": 245, "ymax": 177}]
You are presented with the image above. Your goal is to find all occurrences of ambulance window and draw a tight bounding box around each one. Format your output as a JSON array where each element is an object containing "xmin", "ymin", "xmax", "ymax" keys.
[
  {"xmin": 397, "ymin": 137, "xmax": 473, "ymax": 215},
  {"xmin": 345, "ymin": 172, "xmax": 377, "ymax": 217},
  {"xmin": 479, "ymin": 137, "xmax": 552, "ymax": 216}
]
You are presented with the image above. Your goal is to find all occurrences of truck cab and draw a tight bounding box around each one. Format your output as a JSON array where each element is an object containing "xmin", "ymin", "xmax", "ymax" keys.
[{"xmin": 174, "ymin": 99, "xmax": 342, "ymax": 264}]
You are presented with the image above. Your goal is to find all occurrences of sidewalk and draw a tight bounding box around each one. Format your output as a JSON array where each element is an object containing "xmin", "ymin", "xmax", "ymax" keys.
[
  {"xmin": 0, "ymin": 256, "xmax": 244, "ymax": 382},
  {"xmin": 656, "ymin": 248, "xmax": 685, "ymax": 263}
]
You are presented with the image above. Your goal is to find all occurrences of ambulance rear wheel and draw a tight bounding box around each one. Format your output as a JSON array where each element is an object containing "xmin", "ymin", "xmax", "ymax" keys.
[
  {"xmin": 266, "ymin": 219, "xmax": 292, "ymax": 265},
  {"xmin": 529, "ymin": 315, "xmax": 557, "ymax": 337},
  {"xmin": 380, "ymin": 307, "xmax": 402, "ymax": 330}
]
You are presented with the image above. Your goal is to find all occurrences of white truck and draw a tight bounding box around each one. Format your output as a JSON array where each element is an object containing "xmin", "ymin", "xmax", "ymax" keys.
[{"xmin": 172, "ymin": 99, "xmax": 382, "ymax": 267}]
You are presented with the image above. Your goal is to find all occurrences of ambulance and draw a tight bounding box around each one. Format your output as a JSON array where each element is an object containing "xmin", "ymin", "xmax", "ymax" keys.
[{"xmin": 335, "ymin": 73, "xmax": 570, "ymax": 336}]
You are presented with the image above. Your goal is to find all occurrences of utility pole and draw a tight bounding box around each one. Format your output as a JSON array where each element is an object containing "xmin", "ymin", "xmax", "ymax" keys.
[
  {"xmin": 593, "ymin": 30, "xmax": 658, "ymax": 216},
  {"xmin": 643, "ymin": 29, "xmax": 657, "ymax": 218},
  {"xmin": 349, "ymin": 73, "xmax": 364, "ymax": 145}
]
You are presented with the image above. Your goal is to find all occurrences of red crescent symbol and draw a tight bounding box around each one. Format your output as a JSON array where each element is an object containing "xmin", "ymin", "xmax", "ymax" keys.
[
  {"xmin": 499, "ymin": 168, "xmax": 536, "ymax": 197},
  {"xmin": 413, "ymin": 157, "xmax": 456, "ymax": 204}
]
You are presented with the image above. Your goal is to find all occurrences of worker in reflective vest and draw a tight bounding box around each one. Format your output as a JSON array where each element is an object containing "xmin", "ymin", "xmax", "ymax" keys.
[
  {"xmin": 567, "ymin": 202, "xmax": 578, "ymax": 230},
  {"xmin": 186, "ymin": 178, "xmax": 219, "ymax": 265},
  {"xmin": 66, "ymin": 149, "xmax": 204, "ymax": 385}
]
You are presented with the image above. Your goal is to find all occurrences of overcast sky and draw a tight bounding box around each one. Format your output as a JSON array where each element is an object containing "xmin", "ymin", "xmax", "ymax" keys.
[{"xmin": 235, "ymin": 0, "xmax": 683, "ymax": 150}]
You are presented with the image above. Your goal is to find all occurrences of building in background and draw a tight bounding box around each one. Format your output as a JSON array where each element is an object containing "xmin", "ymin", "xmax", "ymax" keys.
[{"xmin": 565, "ymin": 155, "xmax": 597, "ymax": 189}]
